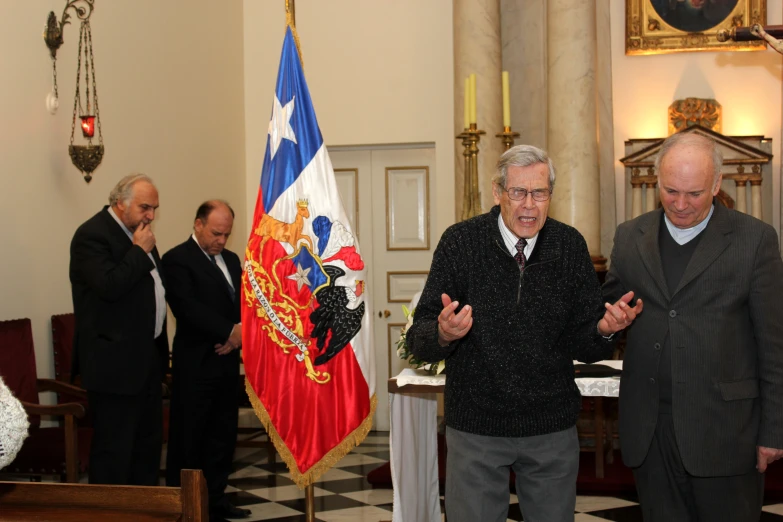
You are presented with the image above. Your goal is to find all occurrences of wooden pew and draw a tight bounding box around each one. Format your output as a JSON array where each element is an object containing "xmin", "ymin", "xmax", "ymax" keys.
[{"xmin": 0, "ymin": 469, "xmax": 208, "ymax": 521}]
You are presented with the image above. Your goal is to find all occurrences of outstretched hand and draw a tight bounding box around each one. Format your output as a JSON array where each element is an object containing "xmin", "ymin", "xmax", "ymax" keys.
[
  {"xmin": 598, "ymin": 291, "xmax": 643, "ymax": 336},
  {"xmin": 757, "ymin": 446, "xmax": 783, "ymax": 473},
  {"xmin": 437, "ymin": 294, "xmax": 473, "ymax": 346}
]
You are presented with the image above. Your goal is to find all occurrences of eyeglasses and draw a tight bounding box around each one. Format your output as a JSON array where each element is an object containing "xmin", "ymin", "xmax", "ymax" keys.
[{"xmin": 498, "ymin": 185, "xmax": 552, "ymax": 202}]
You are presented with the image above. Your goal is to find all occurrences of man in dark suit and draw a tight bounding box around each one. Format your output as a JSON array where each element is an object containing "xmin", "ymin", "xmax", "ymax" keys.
[
  {"xmin": 163, "ymin": 200, "xmax": 249, "ymax": 520},
  {"xmin": 602, "ymin": 132, "xmax": 783, "ymax": 521},
  {"xmin": 70, "ymin": 173, "xmax": 168, "ymax": 485}
]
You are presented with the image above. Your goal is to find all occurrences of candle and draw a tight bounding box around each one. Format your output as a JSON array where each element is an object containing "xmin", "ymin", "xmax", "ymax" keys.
[
  {"xmin": 464, "ymin": 77, "xmax": 470, "ymax": 129},
  {"xmin": 469, "ymin": 73, "xmax": 477, "ymax": 124},
  {"xmin": 80, "ymin": 115, "xmax": 95, "ymax": 138},
  {"xmin": 502, "ymin": 71, "xmax": 510, "ymax": 128}
]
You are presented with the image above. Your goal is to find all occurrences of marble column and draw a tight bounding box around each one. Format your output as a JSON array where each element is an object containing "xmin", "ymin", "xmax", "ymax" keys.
[
  {"xmin": 501, "ymin": 0, "xmax": 547, "ymax": 149},
  {"xmin": 735, "ymin": 180, "xmax": 747, "ymax": 213},
  {"xmin": 751, "ymin": 179, "xmax": 762, "ymax": 219},
  {"xmin": 547, "ymin": 0, "xmax": 602, "ymax": 264},
  {"xmin": 645, "ymin": 182, "xmax": 657, "ymax": 213},
  {"xmin": 454, "ymin": 0, "xmax": 503, "ymax": 218},
  {"xmin": 631, "ymin": 181, "xmax": 643, "ymax": 218}
]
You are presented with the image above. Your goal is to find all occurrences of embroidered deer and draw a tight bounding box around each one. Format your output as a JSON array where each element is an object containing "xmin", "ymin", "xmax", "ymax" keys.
[{"xmin": 255, "ymin": 199, "xmax": 314, "ymax": 250}]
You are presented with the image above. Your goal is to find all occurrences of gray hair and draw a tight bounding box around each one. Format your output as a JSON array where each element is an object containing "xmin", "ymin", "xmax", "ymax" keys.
[
  {"xmin": 654, "ymin": 132, "xmax": 723, "ymax": 185},
  {"xmin": 108, "ymin": 173, "xmax": 154, "ymax": 206},
  {"xmin": 493, "ymin": 145, "xmax": 556, "ymax": 191}
]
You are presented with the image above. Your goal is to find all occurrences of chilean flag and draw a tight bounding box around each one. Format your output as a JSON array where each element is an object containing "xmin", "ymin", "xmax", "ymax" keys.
[{"xmin": 241, "ymin": 27, "xmax": 376, "ymax": 488}]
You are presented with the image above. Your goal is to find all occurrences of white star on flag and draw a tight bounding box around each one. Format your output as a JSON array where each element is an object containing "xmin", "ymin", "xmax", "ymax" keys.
[
  {"xmin": 286, "ymin": 262, "xmax": 312, "ymax": 291},
  {"xmin": 268, "ymin": 95, "xmax": 297, "ymax": 159}
]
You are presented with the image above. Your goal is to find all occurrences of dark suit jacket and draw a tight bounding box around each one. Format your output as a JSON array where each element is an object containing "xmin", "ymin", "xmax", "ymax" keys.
[
  {"xmin": 162, "ymin": 237, "xmax": 241, "ymax": 378},
  {"xmin": 70, "ymin": 206, "xmax": 169, "ymax": 395},
  {"xmin": 603, "ymin": 203, "xmax": 783, "ymax": 476}
]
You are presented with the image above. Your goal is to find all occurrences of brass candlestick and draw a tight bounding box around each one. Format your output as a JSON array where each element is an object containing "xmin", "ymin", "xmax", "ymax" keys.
[
  {"xmin": 458, "ymin": 123, "xmax": 485, "ymax": 221},
  {"xmin": 496, "ymin": 126, "xmax": 520, "ymax": 151}
]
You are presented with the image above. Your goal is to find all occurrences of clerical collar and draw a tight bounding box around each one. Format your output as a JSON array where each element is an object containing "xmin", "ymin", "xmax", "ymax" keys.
[
  {"xmin": 663, "ymin": 204, "xmax": 714, "ymax": 245},
  {"xmin": 497, "ymin": 213, "xmax": 537, "ymax": 259}
]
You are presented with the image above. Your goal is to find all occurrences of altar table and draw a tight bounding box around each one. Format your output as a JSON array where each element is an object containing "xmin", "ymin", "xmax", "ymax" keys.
[{"xmin": 388, "ymin": 362, "xmax": 622, "ymax": 522}]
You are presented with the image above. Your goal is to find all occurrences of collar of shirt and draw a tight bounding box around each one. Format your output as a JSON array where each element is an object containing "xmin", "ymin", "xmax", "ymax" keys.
[
  {"xmin": 192, "ymin": 233, "xmax": 220, "ymax": 261},
  {"xmin": 108, "ymin": 206, "xmax": 135, "ymax": 242},
  {"xmin": 192, "ymin": 234, "xmax": 234, "ymax": 290},
  {"xmin": 497, "ymin": 213, "xmax": 538, "ymax": 259},
  {"xmin": 663, "ymin": 203, "xmax": 714, "ymax": 245}
]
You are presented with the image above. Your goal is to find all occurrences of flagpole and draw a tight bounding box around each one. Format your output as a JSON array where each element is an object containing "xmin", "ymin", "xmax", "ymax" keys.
[
  {"xmin": 285, "ymin": 0, "xmax": 304, "ymax": 66},
  {"xmin": 285, "ymin": 4, "xmax": 315, "ymax": 520}
]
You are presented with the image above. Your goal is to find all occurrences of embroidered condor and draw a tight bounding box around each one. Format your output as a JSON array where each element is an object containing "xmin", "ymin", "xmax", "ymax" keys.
[{"xmin": 309, "ymin": 265, "xmax": 365, "ymax": 366}]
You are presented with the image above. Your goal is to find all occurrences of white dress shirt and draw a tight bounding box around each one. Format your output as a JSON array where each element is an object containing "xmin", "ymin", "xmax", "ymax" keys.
[
  {"xmin": 191, "ymin": 234, "xmax": 235, "ymax": 291},
  {"xmin": 498, "ymin": 213, "xmax": 538, "ymax": 259},
  {"xmin": 108, "ymin": 207, "xmax": 166, "ymax": 339}
]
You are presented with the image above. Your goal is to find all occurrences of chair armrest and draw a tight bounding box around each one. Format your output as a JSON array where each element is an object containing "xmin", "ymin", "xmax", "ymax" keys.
[
  {"xmin": 37, "ymin": 378, "xmax": 88, "ymax": 400},
  {"xmin": 21, "ymin": 400, "xmax": 86, "ymax": 418}
]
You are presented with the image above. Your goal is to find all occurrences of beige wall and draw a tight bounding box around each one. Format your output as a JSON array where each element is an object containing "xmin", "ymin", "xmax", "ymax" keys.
[
  {"xmin": 610, "ymin": 0, "xmax": 783, "ymax": 234},
  {"xmin": 242, "ymin": 0, "xmax": 455, "ymax": 238},
  {"xmin": 0, "ymin": 1, "xmax": 246, "ymax": 380}
]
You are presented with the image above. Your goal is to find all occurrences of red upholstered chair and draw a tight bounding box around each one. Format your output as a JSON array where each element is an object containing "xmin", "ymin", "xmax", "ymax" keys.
[
  {"xmin": 51, "ymin": 313, "xmax": 76, "ymax": 384},
  {"xmin": 50, "ymin": 313, "xmax": 172, "ymax": 444},
  {"xmin": 0, "ymin": 318, "xmax": 91, "ymax": 482},
  {"xmin": 51, "ymin": 313, "xmax": 93, "ymax": 428}
]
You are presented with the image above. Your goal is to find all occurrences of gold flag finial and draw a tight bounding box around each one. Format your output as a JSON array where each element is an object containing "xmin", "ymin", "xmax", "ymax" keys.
[{"xmin": 285, "ymin": 0, "xmax": 304, "ymax": 66}]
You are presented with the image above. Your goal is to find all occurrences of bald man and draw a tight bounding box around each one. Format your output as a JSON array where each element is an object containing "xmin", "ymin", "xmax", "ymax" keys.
[{"xmin": 163, "ymin": 201, "xmax": 248, "ymax": 521}]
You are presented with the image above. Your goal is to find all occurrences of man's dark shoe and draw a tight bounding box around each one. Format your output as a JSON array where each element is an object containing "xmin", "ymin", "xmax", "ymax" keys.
[{"xmin": 211, "ymin": 501, "xmax": 252, "ymax": 519}]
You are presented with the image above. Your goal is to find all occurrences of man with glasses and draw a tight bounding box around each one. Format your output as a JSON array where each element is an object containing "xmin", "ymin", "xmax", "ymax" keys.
[{"xmin": 407, "ymin": 145, "xmax": 640, "ymax": 522}]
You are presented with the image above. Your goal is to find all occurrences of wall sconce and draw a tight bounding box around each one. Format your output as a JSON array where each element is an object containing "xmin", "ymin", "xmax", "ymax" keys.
[{"xmin": 44, "ymin": 0, "xmax": 104, "ymax": 183}]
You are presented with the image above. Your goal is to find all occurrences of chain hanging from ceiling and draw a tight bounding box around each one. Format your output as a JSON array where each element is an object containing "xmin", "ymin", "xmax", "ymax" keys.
[{"xmin": 44, "ymin": 0, "xmax": 104, "ymax": 183}]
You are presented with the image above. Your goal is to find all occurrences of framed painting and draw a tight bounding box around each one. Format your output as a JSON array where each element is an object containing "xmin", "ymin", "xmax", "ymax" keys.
[{"xmin": 626, "ymin": 0, "xmax": 766, "ymax": 55}]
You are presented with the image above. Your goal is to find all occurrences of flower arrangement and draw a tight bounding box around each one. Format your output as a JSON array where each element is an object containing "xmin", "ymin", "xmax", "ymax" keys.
[{"xmin": 396, "ymin": 305, "xmax": 445, "ymax": 375}]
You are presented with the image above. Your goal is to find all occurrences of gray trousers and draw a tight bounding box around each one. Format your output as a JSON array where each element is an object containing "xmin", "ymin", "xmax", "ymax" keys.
[
  {"xmin": 633, "ymin": 414, "xmax": 764, "ymax": 522},
  {"xmin": 445, "ymin": 425, "xmax": 579, "ymax": 522}
]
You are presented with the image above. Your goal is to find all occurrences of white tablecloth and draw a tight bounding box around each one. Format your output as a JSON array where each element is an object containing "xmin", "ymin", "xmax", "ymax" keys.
[{"xmin": 390, "ymin": 362, "xmax": 622, "ymax": 522}]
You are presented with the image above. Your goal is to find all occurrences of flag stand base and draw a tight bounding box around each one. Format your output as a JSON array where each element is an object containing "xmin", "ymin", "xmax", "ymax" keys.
[{"xmin": 306, "ymin": 484, "xmax": 315, "ymax": 521}]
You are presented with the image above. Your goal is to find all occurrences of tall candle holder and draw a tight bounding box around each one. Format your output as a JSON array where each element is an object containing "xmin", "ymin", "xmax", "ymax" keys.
[
  {"xmin": 458, "ymin": 123, "xmax": 485, "ymax": 221},
  {"xmin": 496, "ymin": 126, "xmax": 520, "ymax": 151}
]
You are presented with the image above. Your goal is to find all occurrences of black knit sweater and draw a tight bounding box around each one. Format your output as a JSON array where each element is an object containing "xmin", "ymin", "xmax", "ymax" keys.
[{"xmin": 407, "ymin": 206, "xmax": 614, "ymax": 437}]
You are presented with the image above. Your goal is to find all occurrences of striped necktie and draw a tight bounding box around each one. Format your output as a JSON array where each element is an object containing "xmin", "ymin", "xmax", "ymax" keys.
[{"xmin": 514, "ymin": 238, "xmax": 528, "ymax": 270}]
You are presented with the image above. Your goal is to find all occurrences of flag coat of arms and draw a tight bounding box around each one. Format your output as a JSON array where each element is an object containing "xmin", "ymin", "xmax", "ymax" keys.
[{"xmin": 242, "ymin": 26, "xmax": 376, "ymax": 488}]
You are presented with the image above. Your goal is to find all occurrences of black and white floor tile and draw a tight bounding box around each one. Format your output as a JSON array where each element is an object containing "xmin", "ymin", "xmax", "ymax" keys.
[{"xmin": 219, "ymin": 430, "xmax": 783, "ymax": 522}]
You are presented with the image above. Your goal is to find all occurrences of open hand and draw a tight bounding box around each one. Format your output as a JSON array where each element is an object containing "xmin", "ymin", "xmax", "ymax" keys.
[
  {"xmin": 437, "ymin": 294, "xmax": 472, "ymax": 345},
  {"xmin": 598, "ymin": 291, "xmax": 643, "ymax": 336}
]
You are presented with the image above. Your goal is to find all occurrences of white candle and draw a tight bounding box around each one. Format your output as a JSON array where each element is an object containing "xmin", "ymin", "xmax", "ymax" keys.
[
  {"xmin": 464, "ymin": 77, "xmax": 470, "ymax": 129},
  {"xmin": 469, "ymin": 73, "xmax": 477, "ymax": 124},
  {"xmin": 502, "ymin": 71, "xmax": 510, "ymax": 128}
]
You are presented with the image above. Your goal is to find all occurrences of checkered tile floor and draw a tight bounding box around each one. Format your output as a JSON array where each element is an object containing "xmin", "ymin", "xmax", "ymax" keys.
[{"xmin": 216, "ymin": 431, "xmax": 783, "ymax": 522}]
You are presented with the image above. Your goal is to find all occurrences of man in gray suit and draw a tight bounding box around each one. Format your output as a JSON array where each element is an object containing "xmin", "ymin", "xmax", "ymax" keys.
[{"xmin": 603, "ymin": 131, "xmax": 783, "ymax": 521}]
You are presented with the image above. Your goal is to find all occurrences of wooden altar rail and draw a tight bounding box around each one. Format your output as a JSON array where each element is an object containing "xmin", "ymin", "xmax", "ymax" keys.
[{"xmin": 0, "ymin": 469, "xmax": 208, "ymax": 522}]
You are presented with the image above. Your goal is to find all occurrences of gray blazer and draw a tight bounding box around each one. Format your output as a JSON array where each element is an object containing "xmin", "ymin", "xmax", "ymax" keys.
[{"xmin": 603, "ymin": 203, "xmax": 783, "ymax": 476}]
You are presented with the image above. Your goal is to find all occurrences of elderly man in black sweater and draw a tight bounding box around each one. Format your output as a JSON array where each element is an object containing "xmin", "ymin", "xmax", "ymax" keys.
[{"xmin": 407, "ymin": 145, "xmax": 641, "ymax": 522}]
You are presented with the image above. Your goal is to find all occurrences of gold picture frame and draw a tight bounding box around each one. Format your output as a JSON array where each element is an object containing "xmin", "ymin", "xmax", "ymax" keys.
[{"xmin": 626, "ymin": 0, "xmax": 766, "ymax": 55}]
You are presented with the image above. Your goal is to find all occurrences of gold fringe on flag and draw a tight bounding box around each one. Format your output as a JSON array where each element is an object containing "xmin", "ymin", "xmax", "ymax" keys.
[{"xmin": 245, "ymin": 377, "xmax": 378, "ymax": 489}]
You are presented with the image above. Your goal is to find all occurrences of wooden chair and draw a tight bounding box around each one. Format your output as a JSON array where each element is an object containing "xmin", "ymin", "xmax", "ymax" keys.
[
  {"xmin": 0, "ymin": 468, "xmax": 208, "ymax": 521},
  {"xmin": 0, "ymin": 318, "xmax": 91, "ymax": 483}
]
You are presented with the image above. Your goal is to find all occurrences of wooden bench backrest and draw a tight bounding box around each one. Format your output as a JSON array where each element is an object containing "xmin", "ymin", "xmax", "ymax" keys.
[{"xmin": 0, "ymin": 469, "xmax": 207, "ymax": 522}]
